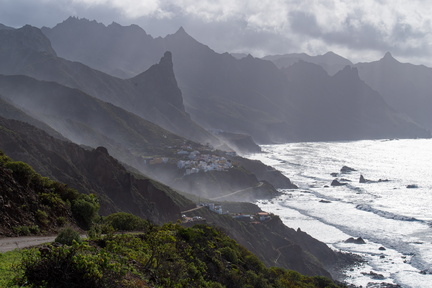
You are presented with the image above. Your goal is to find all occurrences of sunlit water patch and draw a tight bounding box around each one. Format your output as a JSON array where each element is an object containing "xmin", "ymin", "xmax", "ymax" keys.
[{"xmin": 249, "ymin": 139, "xmax": 432, "ymax": 287}]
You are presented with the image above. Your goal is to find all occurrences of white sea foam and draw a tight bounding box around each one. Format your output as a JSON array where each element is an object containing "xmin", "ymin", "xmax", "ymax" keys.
[{"xmin": 249, "ymin": 139, "xmax": 432, "ymax": 288}]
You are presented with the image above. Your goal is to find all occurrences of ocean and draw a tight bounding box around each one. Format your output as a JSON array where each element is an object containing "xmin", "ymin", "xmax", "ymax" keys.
[{"xmin": 247, "ymin": 138, "xmax": 432, "ymax": 288}]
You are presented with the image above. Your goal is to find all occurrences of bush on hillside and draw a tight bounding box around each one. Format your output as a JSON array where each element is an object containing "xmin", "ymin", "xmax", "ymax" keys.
[
  {"xmin": 104, "ymin": 212, "xmax": 149, "ymax": 231},
  {"xmin": 15, "ymin": 224, "xmax": 343, "ymax": 288},
  {"xmin": 55, "ymin": 227, "xmax": 82, "ymax": 245},
  {"xmin": 71, "ymin": 194, "xmax": 100, "ymax": 230},
  {"xmin": 4, "ymin": 161, "xmax": 35, "ymax": 187}
]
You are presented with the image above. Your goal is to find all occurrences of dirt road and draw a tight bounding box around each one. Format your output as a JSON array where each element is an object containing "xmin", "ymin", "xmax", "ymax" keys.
[{"xmin": 0, "ymin": 236, "xmax": 57, "ymax": 253}]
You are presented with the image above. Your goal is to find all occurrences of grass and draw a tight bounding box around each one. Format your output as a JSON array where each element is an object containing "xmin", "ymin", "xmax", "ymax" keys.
[{"xmin": 0, "ymin": 249, "xmax": 22, "ymax": 288}]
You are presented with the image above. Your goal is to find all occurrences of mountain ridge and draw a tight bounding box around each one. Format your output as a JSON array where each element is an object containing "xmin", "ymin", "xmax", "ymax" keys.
[{"xmin": 40, "ymin": 17, "xmax": 430, "ymax": 142}]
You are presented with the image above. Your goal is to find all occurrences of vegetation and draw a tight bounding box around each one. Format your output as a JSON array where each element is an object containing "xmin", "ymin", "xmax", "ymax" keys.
[
  {"xmin": 103, "ymin": 212, "xmax": 150, "ymax": 231},
  {"xmin": 55, "ymin": 227, "xmax": 82, "ymax": 245},
  {"xmin": 0, "ymin": 250, "xmax": 22, "ymax": 288},
  {"xmin": 14, "ymin": 222, "xmax": 342, "ymax": 288},
  {"xmin": 0, "ymin": 150, "xmax": 100, "ymax": 234}
]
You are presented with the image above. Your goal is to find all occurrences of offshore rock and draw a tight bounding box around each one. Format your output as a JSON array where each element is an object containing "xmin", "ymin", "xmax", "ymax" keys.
[
  {"xmin": 331, "ymin": 179, "xmax": 347, "ymax": 186},
  {"xmin": 340, "ymin": 166, "xmax": 356, "ymax": 173},
  {"xmin": 345, "ymin": 237, "xmax": 366, "ymax": 244}
]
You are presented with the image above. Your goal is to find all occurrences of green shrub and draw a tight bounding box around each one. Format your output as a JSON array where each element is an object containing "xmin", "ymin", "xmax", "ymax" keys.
[
  {"xmin": 220, "ymin": 246, "xmax": 238, "ymax": 264},
  {"xmin": 35, "ymin": 209, "xmax": 49, "ymax": 226},
  {"xmin": 17, "ymin": 243, "xmax": 125, "ymax": 288},
  {"xmin": 104, "ymin": 212, "xmax": 149, "ymax": 231},
  {"xmin": 39, "ymin": 192, "xmax": 65, "ymax": 207},
  {"xmin": 13, "ymin": 226, "xmax": 31, "ymax": 236},
  {"xmin": 71, "ymin": 194, "xmax": 99, "ymax": 230},
  {"xmin": 55, "ymin": 227, "xmax": 82, "ymax": 245},
  {"xmin": 56, "ymin": 216, "xmax": 67, "ymax": 227},
  {"xmin": 4, "ymin": 161, "xmax": 35, "ymax": 187}
]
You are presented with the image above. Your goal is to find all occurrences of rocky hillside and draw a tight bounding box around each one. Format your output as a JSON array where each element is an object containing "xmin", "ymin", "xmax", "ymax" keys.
[
  {"xmin": 0, "ymin": 117, "xmax": 187, "ymax": 224},
  {"xmin": 0, "ymin": 150, "xmax": 83, "ymax": 236},
  {"xmin": 186, "ymin": 205, "xmax": 352, "ymax": 279}
]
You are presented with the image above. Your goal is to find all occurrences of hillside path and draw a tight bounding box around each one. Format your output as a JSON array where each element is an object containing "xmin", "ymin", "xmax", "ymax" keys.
[{"xmin": 209, "ymin": 182, "xmax": 263, "ymax": 201}]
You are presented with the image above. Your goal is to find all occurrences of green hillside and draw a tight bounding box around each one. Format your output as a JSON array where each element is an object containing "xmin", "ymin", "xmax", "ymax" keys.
[{"xmin": 13, "ymin": 224, "xmax": 342, "ymax": 288}]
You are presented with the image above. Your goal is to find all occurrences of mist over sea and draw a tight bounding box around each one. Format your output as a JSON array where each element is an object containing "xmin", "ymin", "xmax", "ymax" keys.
[{"xmin": 248, "ymin": 139, "xmax": 432, "ymax": 288}]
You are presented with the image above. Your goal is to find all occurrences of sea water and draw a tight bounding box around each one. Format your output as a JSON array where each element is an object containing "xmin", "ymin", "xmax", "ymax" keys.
[{"xmin": 248, "ymin": 139, "xmax": 432, "ymax": 288}]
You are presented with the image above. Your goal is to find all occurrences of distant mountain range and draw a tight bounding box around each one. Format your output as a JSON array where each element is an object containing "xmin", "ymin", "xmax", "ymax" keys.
[
  {"xmin": 40, "ymin": 17, "xmax": 430, "ymax": 142},
  {"xmin": 264, "ymin": 52, "xmax": 432, "ymax": 135}
]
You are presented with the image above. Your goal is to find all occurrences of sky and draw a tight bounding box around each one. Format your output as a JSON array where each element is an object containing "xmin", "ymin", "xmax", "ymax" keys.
[{"xmin": 1, "ymin": 0, "xmax": 432, "ymax": 67}]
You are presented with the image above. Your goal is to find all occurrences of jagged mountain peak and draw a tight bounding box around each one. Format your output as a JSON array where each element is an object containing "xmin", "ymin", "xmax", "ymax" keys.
[
  {"xmin": 159, "ymin": 51, "xmax": 173, "ymax": 68},
  {"xmin": 175, "ymin": 26, "xmax": 187, "ymax": 35},
  {"xmin": 383, "ymin": 51, "xmax": 393, "ymax": 59},
  {"xmin": 381, "ymin": 51, "xmax": 399, "ymax": 64},
  {"xmin": 53, "ymin": 16, "xmax": 103, "ymax": 29},
  {"xmin": 336, "ymin": 65, "xmax": 359, "ymax": 77},
  {"xmin": 168, "ymin": 26, "xmax": 199, "ymax": 43},
  {"xmin": 0, "ymin": 24, "xmax": 57, "ymax": 58}
]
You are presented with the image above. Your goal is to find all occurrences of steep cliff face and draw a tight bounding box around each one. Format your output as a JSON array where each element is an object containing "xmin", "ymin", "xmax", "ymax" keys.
[{"xmin": 0, "ymin": 117, "xmax": 185, "ymax": 224}]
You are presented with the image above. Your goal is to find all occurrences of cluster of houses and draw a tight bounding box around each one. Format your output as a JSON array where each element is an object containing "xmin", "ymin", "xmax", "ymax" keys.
[
  {"xmin": 143, "ymin": 142, "xmax": 237, "ymax": 176},
  {"xmin": 176, "ymin": 150, "xmax": 233, "ymax": 175}
]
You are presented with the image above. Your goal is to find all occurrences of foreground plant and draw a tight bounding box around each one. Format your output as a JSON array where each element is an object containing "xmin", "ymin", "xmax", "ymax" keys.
[{"xmin": 14, "ymin": 222, "xmax": 342, "ymax": 288}]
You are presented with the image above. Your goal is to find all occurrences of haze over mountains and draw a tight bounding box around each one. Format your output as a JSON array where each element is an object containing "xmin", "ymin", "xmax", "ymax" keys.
[{"xmin": 40, "ymin": 17, "xmax": 431, "ymax": 142}]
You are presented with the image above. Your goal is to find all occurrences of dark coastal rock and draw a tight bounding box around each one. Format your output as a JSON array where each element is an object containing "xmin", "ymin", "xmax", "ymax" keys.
[
  {"xmin": 360, "ymin": 175, "xmax": 390, "ymax": 184},
  {"xmin": 319, "ymin": 199, "xmax": 332, "ymax": 203},
  {"xmin": 361, "ymin": 270, "xmax": 385, "ymax": 280},
  {"xmin": 340, "ymin": 166, "xmax": 356, "ymax": 173},
  {"xmin": 345, "ymin": 237, "xmax": 366, "ymax": 244},
  {"xmin": 330, "ymin": 172, "xmax": 338, "ymax": 177},
  {"xmin": 407, "ymin": 184, "xmax": 418, "ymax": 189},
  {"xmin": 331, "ymin": 179, "xmax": 347, "ymax": 186},
  {"xmin": 379, "ymin": 246, "xmax": 386, "ymax": 251}
]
